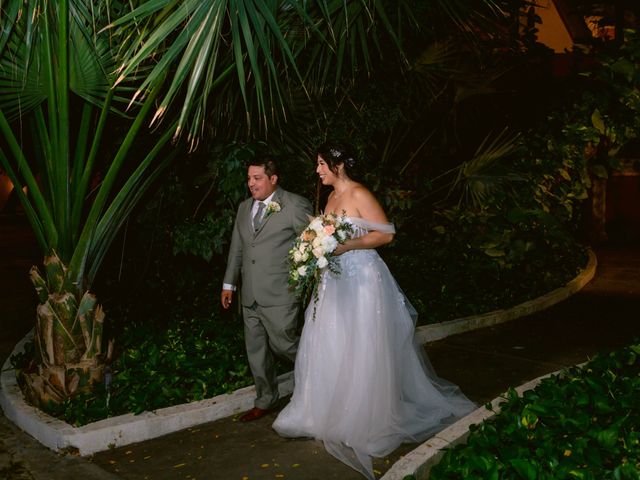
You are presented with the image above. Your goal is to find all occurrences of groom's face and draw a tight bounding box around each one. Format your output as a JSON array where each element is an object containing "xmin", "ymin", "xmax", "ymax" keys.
[{"xmin": 248, "ymin": 165, "xmax": 278, "ymax": 201}]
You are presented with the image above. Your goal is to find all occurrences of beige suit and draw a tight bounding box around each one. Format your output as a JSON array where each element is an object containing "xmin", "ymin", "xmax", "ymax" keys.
[{"xmin": 223, "ymin": 187, "xmax": 312, "ymax": 408}]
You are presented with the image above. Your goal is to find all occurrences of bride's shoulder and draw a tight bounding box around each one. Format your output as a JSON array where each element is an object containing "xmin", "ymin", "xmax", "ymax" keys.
[
  {"xmin": 351, "ymin": 184, "xmax": 382, "ymax": 207},
  {"xmin": 350, "ymin": 182, "xmax": 369, "ymax": 194}
]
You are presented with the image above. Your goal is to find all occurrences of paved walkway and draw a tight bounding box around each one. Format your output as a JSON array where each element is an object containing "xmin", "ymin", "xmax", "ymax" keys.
[{"xmin": 2, "ymin": 212, "xmax": 640, "ymax": 480}]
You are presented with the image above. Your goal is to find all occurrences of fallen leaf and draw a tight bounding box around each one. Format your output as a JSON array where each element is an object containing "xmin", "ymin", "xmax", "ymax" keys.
[{"xmin": 173, "ymin": 463, "xmax": 187, "ymax": 468}]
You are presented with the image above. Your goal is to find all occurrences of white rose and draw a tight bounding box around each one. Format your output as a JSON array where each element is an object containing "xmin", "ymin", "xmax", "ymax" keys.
[
  {"xmin": 312, "ymin": 247, "xmax": 324, "ymax": 258},
  {"xmin": 297, "ymin": 266, "xmax": 307, "ymax": 276},
  {"xmin": 293, "ymin": 250, "xmax": 303, "ymax": 263},
  {"xmin": 312, "ymin": 237, "xmax": 323, "ymax": 249},
  {"xmin": 316, "ymin": 256, "xmax": 328, "ymax": 269},
  {"xmin": 337, "ymin": 230, "xmax": 346, "ymax": 241},
  {"xmin": 309, "ymin": 218, "xmax": 323, "ymax": 232},
  {"xmin": 298, "ymin": 242, "xmax": 308, "ymax": 252},
  {"xmin": 321, "ymin": 235, "xmax": 338, "ymax": 252}
]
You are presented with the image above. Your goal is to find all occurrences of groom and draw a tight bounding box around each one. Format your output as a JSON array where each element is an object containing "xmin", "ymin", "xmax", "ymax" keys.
[{"xmin": 221, "ymin": 158, "xmax": 312, "ymax": 421}]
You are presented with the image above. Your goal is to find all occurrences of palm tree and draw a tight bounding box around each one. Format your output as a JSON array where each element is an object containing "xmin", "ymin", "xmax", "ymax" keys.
[
  {"xmin": 0, "ymin": 0, "xmax": 507, "ymax": 406},
  {"xmin": 0, "ymin": 0, "xmax": 177, "ymax": 406}
]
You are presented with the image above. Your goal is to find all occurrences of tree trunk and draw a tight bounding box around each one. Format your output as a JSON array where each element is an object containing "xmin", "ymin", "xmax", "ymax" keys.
[
  {"xmin": 18, "ymin": 252, "xmax": 111, "ymax": 407},
  {"xmin": 590, "ymin": 176, "xmax": 609, "ymax": 245}
]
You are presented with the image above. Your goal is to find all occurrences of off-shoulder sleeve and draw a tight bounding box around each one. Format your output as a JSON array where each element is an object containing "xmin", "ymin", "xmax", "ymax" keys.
[{"xmin": 348, "ymin": 217, "xmax": 396, "ymax": 234}]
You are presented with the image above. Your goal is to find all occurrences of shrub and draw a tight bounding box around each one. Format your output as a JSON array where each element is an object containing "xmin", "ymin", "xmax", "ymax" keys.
[
  {"xmin": 38, "ymin": 313, "xmax": 255, "ymax": 426},
  {"xmin": 430, "ymin": 343, "xmax": 640, "ymax": 479}
]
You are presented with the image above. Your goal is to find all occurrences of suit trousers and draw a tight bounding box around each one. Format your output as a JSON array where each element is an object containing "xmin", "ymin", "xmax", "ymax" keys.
[{"xmin": 243, "ymin": 302, "xmax": 300, "ymax": 409}]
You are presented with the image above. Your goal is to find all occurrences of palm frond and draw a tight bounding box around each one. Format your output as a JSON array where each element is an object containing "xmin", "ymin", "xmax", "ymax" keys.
[
  {"xmin": 0, "ymin": 4, "xmax": 48, "ymax": 121},
  {"xmin": 452, "ymin": 128, "xmax": 523, "ymax": 209},
  {"xmin": 69, "ymin": 19, "xmax": 113, "ymax": 106},
  {"xmin": 0, "ymin": 0, "xmax": 22, "ymax": 55},
  {"xmin": 87, "ymin": 127, "xmax": 177, "ymax": 284}
]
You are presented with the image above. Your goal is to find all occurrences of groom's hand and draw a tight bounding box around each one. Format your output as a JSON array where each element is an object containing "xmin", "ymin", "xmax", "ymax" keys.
[{"xmin": 221, "ymin": 290, "xmax": 233, "ymax": 309}]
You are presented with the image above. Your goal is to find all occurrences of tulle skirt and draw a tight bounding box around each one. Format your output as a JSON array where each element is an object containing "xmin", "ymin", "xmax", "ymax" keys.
[{"xmin": 273, "ymin": 248, "xmax": 475, "ymax": 479}]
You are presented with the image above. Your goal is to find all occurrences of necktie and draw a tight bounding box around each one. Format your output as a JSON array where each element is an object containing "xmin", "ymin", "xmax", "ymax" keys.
[{"xmin": 253, "ymin": 201, "xmax": 266, "ymax": 231}]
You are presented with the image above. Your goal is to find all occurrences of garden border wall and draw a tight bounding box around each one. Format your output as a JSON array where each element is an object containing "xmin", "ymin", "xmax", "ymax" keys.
[{"xmin": 415, "ymin": 250, "xmax": 596, "ymax": 343}]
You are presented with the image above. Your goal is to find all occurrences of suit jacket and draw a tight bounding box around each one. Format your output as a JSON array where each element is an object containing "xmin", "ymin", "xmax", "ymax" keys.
[{"xmin": 223, "ymin": 187, "xmax": 312, "ymax": 307}]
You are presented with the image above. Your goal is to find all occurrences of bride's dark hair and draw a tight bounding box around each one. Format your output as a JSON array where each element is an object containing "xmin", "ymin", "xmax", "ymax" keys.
[{"xmin": 316, "ymin": 141, "xmax": 358, "ymax": 178}]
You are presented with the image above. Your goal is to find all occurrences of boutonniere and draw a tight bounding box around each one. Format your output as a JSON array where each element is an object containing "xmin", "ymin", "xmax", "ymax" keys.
[{"xmin": 264, "ymin": 201, "xmax": 282, "ymax": 218}]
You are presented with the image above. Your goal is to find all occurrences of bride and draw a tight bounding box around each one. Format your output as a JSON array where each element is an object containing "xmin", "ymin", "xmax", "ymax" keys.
[{"xmin": 272, "ymin": 142, "xmax": 476, "ymax": 479}]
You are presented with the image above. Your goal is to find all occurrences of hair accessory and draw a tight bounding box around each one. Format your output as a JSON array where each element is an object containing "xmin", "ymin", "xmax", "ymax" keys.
[
  {"xmin": 329, "ymin": 148, "xmax": 342, "ymax": 158},
  {"xmin": 345, "ymin": 157, "xmax": 355, "ymax": 168}
]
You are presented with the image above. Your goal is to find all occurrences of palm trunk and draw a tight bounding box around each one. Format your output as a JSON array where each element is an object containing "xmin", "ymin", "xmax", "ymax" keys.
[{"xmin": 19, "ymin": 252, "xmax": 112, "ymax": 406}]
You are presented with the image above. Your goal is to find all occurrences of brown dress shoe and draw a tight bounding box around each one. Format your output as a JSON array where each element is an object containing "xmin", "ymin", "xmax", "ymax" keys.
[{"xmin": 239, "ymin": 407, "xmax": 270, "ymax": 422}]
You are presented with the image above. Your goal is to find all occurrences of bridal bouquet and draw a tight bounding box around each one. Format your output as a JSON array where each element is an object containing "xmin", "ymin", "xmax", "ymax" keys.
[{"xmin": 288, "ymin": 213, "xmax": 353, "ymax": 301}]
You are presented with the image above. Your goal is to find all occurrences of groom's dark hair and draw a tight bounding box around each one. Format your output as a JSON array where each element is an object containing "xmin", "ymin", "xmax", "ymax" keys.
[{"xmin": 248, "ymin": 157, "xmax": 278, "ymax": 178}]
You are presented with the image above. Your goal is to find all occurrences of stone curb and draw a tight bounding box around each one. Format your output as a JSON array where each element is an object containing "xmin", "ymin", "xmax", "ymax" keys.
[
  {"xmin": 0, "ymin": 250, "xmax": 595, "ymax": 458},
  {"xmin": 380, "ymin": 367, "xmax": 575, "ymax": 480},
  {"xmin": 415, "ymin": 250, "xmax": 597, "ymax": 343},
  {"xmin": 1, "ymin": 342, "xmax": 294, "ymax": 455}
]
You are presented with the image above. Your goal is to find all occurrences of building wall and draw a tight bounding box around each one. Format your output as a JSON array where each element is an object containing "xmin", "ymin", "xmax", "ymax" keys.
[{"xmin": 534, "ymin": 0, "xmax": 574, "ymax": 53}]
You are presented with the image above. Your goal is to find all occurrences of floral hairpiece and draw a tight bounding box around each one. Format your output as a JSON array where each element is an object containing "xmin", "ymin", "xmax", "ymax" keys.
[{"xmin": 329, "ymin": 147, "xmax": 355, "ymax": 168}]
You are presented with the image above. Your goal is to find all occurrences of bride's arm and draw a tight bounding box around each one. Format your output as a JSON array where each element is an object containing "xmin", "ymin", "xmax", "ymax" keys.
[{"xmin": 334, "ymin": 187, "xmax": 394, "ymax": 255}]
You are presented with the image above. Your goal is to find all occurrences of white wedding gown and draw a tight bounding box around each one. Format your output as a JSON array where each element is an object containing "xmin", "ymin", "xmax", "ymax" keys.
[{"xmin": 273, "ymin": 218, "xmax": 475, "ymax": 479}]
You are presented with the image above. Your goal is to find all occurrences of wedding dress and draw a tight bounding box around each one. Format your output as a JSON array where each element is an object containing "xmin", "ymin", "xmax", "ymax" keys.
[{"xmin": 272, "ymin": 217, "xmax": 476, "ymax": 479}]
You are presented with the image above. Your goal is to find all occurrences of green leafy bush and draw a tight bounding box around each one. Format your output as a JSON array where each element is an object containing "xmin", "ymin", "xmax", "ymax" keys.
[
  {"xmin": 386, "ymin": 209, "xmax": 587, "ymax": 325},
  {"xmin": 430, "ymin": 343, "xmax": 640, "ymax": 479},
  {"xmin": 39, "ymin": 314, "xmax": 254, "ymax": 426}
]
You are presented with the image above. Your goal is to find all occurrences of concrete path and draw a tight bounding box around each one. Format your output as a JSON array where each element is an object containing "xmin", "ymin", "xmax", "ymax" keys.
[{"xmin": 2, "ymin": 211, "xmax": 640, "ymax": 480}]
